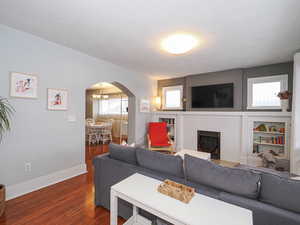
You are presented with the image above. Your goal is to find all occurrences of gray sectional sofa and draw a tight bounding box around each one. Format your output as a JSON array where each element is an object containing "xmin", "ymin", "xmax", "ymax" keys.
[{"xmin": 93, "ymin": 144, "xmax": 300, "ymax": 225}]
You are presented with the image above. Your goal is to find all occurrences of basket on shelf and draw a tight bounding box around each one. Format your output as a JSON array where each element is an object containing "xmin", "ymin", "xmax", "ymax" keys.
[
  {"xmin": 158, "ymin": 179, "xmax": 195, "ymax": 203},
  {"xmin": 0, "ymin": 184, "xmax": 5, "ymax": 217}
]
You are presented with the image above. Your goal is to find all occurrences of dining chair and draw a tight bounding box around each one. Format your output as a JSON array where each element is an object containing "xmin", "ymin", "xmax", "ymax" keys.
[
  {"xmin": 86, "ymin": 118, "xmax": 95, "ymax": 125},
  {"xmin": 98, "ymin": 122, "xmax": 113, "ymax": 143},
  {"xmin": 86, "ymin": 126, "xmax": 98, "ymax": 145}
]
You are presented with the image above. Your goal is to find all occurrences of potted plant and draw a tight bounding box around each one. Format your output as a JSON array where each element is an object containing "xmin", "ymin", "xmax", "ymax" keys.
[
  {"xmin": 277, "ymin": 91, "xmax": 292, "ymax": 112},
  {"xmin": 0, "ymin": 97, "xmax": 14, "ymax": 217}
]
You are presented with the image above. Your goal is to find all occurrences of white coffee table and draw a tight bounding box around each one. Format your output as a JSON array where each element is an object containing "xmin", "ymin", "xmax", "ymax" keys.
[
  {"xmin": 291, "ymin": 176, "xmax": 300, "ymax": 181},
  {"xmin": 110, "ymin": 173, "xmax": 253, "ymax": 225},
  {"xmin": 176, "ymin": 149, "xmax": 211, "ymax": 161}
]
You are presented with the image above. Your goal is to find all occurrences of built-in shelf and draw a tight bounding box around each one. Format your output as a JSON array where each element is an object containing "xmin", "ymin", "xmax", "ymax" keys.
[
  {"xmin": 253, "ymin": 152, "xmax": 286, "ymax": 160},
  {"xmin": 254, "ymin": 142, "xmax": 284, "ymax": 147},
  {"xmin": 252, "ymin": 121, "xmax": 287, "ymax": 158},
  {"xmin": 254, "ymin": 131, "xmax": 285, "ymax": 135},
  {"xmin": 158, "ymin": 117, "xmax": 176, "ymax": 143}
]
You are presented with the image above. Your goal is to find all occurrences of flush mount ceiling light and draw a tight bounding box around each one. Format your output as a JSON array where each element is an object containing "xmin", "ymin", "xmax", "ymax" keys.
[{"xmin": 161, "ymin": 33, "xmax": 199, "ymax": 55}]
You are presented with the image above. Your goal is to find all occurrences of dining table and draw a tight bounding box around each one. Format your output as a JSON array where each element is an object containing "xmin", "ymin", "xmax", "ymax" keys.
[{"xmin": 88, "ymin": 123, "xmax": 106, "ymax": 128}]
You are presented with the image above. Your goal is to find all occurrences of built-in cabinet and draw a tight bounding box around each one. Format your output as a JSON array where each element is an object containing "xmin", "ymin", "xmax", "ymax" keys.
[
  {"xmin": 151, "ymin": 111, "xmax": 292, "ymax": 170},
  {"xmin": 158, "ymin": 117, "xmax": 176, "ymax": 142},
  {"xmin": 252, "ymin": 121, "xmax": 289, "ymax": 158},
  {"xmin": 246, "ymin": 116, "xmax": 291, "ymax": 170}
]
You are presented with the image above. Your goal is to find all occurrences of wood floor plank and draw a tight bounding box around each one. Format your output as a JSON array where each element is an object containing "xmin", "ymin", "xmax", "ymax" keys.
[{"xmin": 0, "ymin": 144, "xmax": 125, "ymax": 225}]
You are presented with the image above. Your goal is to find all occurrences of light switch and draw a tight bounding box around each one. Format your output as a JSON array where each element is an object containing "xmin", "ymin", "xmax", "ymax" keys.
[{"xmin": 67, "ymin": 115, "xmax": 76, "ymax": 122}]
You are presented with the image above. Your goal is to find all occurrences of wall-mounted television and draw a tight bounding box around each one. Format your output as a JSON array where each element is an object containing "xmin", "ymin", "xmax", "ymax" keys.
[{"xmin": 191, "ymin": 83, "xmax": 234, "ymax": 108}]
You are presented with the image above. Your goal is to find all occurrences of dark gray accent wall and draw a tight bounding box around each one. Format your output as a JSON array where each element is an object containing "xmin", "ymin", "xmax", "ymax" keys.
[
  {"xmin": 242, "ymin": 62, "xmax": 294, "ymax": 111},
  {"xmin": 157, "ymin": 62, "xmax": 293, "ymax": 112},
  {"xmin": 186, "ymin": 69, "xmax": 243, "ymax": 111}
]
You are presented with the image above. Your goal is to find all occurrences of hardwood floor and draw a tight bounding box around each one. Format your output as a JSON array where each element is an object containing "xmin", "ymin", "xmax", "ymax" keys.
[
  {"xmin": 0, "ymin": 144, "xmax": 125, "ymax": 225},
  {"xmin": 212, "ymin": 159, "xmax": 240, "ymax": 168}
]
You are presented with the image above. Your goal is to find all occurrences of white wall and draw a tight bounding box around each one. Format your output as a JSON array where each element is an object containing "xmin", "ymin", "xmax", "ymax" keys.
[
  {"xmin": 0, "ymin": 25, "xmax": 153, "ymax": 191},
  {"xmin": 291, "ymin": 53, "xmax": 300, "ymax": 175}
]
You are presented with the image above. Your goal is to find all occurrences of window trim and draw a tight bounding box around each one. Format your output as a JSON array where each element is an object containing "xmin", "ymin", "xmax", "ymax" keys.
[
  {"xmin": 162, "ymin": 85, "xmax": 183, "ymax": 110},
  {"xmin": 247, "ymin": 74, "xmax": 288, "ymax": 110},
  {"xmin": 97, "ymin": 97, "xmax": 128, "ymax": 115}
]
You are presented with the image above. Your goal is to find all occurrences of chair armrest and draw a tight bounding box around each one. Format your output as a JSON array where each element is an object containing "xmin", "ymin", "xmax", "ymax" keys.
[{"xmin": 147, "ymin": 134, "xmax": 151, "ymax": 148}]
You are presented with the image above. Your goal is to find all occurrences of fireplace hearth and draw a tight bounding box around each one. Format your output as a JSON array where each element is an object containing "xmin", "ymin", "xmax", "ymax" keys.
[{"xmin": 197, "ymin": 130, "xmax": 221, "ymax": 160}]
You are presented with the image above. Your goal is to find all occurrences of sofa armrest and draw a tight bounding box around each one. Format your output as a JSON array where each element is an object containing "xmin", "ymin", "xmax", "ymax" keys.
[{"xmin": 93, "ymin": 153, "xmax": 110, "ymax": 166}]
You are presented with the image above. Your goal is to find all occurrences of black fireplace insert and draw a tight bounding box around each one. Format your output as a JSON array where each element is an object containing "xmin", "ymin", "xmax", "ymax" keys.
[{"xmin": 197, "ymin": 130, "xmax": 221, "ymax": 160}]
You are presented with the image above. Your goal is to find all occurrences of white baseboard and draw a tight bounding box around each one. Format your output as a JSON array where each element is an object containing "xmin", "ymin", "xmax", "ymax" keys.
[
  {"xmin": 239, "ymin": 156, "xmax": 248, "ymax": 165},
  {"xmin": 6, "ymin": 164, "xmax": 87, "ymax": 200}
]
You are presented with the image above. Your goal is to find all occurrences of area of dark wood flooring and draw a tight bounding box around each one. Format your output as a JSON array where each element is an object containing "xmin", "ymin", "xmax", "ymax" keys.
[{"xmin": 0, "ymin": 144, "xmax": 124, "ymax": 225}]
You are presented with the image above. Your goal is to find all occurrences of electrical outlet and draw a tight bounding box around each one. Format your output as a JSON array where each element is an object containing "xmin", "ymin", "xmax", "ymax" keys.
[{"xmin": 25, "ymin": 163, "xmax": 31, "ymax": 172}]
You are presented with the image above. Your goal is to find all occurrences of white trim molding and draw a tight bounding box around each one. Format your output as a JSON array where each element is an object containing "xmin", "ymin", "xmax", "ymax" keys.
[
  {"xmin": 6, "ymin": 164, "xmax": 87, "ymax": 200},
  {"xmin": 152, "ymin": 111, "xmax": 291, "ymax": 117},
  {"xmin": 162, "ymin": 85, "xmax": 183, "ymax": 110},
  {"xmin": 291, "ymin": 53, "xmax": 300, "ymax": 175},
  {"xmin": 247, "ymin": 74, "xmax": 288, "ymax": 110}
]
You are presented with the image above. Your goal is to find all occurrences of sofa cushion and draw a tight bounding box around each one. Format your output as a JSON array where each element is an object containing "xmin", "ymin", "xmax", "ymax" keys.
[
  {"xmin": 135, "ymin": 165, "xmax": 186, "ymax": 184},
  {"xmin": 109, "ymin": 143, "xmax": 137, "ymax": 165},
  {"xmin": 185, "ymin": 180, "xmax": 221, "ymax": 200},
  {"xmin": 237, "ymin": 164, "xmax": 290, "ymax": 177},
  {"xmin": 220, "ymin": 191, "xmax": 300, "ymax": 225},
  {"xmin": 184, "ymin": 155, "xmax": 261, "ymax": 199},
  {"xmin": 136, "ymin": 148, "xmax": 184, "ymax": 178},
  {"xmin": 259, "ymin": 172, "xmax": 300, "ymax": 213}
]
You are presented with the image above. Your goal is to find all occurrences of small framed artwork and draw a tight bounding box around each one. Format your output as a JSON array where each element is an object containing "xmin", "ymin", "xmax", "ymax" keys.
[
  {"xmin": 10, "ymin": 72, "xmax": 38, "ymax": 99},
  {"xmin": 140, "ymin": 99, "xmax": 150, "ymax": 112},
  {"xmin": 47, "ymin": 88, "xmax": 68, "ymax": 111}
]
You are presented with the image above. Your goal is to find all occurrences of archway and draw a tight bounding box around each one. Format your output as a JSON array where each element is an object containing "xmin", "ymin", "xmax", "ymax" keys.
[
  {"xmin": 85, "ymin": 81, "xmax": 136, "ymax": 147},
  {"xmin": 110, "ymin": 82, "xmax": 136, "ymax": 143}
]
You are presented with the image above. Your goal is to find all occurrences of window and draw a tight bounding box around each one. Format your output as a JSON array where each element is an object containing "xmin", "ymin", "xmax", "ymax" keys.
[
  {"xmin": 247, "ymin": 75, "xmax": 288, "ymax": 109},
  {"xmin": 162, "ymin": 85, "xmax": 183, "ymax": 110},
  {"xmin": 98, "ymin": 97, "xmax": 128, "ymax": 115}
]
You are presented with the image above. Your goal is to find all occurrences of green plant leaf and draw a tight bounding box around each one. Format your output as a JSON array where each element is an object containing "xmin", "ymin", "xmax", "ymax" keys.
[{"xmin": 0, "ymin": 97, "xmax": 14, "ymax": 142}]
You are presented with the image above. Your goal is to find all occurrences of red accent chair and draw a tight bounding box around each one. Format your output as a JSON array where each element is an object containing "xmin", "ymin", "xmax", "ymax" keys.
[{"xmin": 147, "ymin": 122, "xmax": 174, "ymax": 153}]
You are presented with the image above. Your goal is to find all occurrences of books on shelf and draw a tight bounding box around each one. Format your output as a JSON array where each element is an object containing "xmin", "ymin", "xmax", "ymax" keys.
[
  {"xmin": 252, "ymin": 121, "xmax": 289, "ymax": 160},
  {"xmin": 272, "ymin": 136, "xmax": 284, "ymax": 145},
  {"xmin": 254, "ymin": 131, "xmax": 284, "ymax": 135},
  {"xmin": 256, "ymin": 136, "xmax": 285, "ymax": 145}
]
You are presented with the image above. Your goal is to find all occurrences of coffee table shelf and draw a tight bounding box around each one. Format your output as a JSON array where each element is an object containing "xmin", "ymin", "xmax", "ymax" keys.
[
  {"xmin": 110, "ymin": 173, "xmax": 253, "ymax": 225},
  {"xmin": 123, "ymin": 214, "xmax": 152, "ymax": 225}
]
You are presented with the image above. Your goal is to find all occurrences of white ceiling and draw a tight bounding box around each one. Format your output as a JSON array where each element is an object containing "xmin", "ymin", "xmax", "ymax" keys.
[{"xmin": 1, "ymin": 0, "xmax": 300, "ymax": 79}]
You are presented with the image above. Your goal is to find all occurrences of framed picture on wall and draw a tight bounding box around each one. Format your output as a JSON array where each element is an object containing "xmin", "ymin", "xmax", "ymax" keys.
[
  {"xmin": 47, "ymin": 88, "xmax": 68, "ymax": 111},
  {"xmin": 140, "ymin": 99, "xmax": 150, "ymax": 112},
  {"xmin": 10, "ymin": 72, "xmax": 38, "ymax": 99}
]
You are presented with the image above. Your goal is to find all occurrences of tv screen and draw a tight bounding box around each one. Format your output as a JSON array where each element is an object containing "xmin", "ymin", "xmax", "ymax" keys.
[{"xmin": 192, "ymin": 83, "xmax": 234, "ymax": 108}]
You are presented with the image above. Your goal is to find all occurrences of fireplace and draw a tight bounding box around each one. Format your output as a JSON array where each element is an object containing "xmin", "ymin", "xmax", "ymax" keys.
[{"xmin": 197, "ymin": 130, "xmax": 221, "ymax": 160}]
